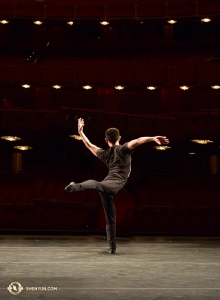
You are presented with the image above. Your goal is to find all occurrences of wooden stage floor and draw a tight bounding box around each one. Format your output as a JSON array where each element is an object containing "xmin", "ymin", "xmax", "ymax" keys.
[{"xmin": 0, "ymin": 235, "xmax": 220, "ymax": 299}]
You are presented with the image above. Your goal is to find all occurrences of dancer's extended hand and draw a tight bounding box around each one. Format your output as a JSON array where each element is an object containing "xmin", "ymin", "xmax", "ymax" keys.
[
  {"xmin": 153, "ymin": 136, "xmax": 169, "ymax": 145},
  {"xmin": 78, "ymin": 118, "xmax": 84, "ymax": 134}
]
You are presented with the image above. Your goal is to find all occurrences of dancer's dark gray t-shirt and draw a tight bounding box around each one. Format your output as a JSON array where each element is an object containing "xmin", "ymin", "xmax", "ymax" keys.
[{"xmin": 96, "ymin": 142, "xmax": 133, "ymax": 180}]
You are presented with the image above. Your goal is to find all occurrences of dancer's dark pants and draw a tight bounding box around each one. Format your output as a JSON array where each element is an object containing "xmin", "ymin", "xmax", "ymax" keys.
[{"xmin": 77, "ymin": 177, "xmax": 126, "ymax": 249}]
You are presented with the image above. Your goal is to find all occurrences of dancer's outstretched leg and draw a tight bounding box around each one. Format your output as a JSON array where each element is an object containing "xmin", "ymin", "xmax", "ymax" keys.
[
  {"xmin": 65, "ymin": 178, "xmax": 126, "ymax": 194},
  {"xmin": 65, "ymin": 178, "xmax": 125, "ymax": 254}
]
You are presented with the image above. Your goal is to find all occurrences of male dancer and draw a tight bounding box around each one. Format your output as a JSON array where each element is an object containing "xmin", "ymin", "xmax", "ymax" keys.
[{"xmin": 65, "ymin": 118, "xmax": 169, "ymax": 253}]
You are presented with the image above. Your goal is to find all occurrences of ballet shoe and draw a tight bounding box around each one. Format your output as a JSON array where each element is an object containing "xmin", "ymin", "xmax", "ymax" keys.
[
  {"xmin": 64, "ymin": 182, "xmax": 79, "ymax": 192},
  {"xmin": 106, "ymin": 248, "xmax": 116, "ymax": 254}
]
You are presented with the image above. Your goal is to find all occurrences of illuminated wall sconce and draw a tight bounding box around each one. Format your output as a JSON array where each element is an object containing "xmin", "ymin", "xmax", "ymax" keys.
[
  {"xmin": 0, "ymin": 20, "xmax": 9, "ymax": 24},
  {"xmin": 115, "ymin": 86, "xmax": 124, "ymax": 90},
  {"xmin": 69, "ymin": 135, "xmax": 82, "ymax": 140},
  {"xmin": 34, "ymin": 21, "xmax": 43, "ymax": 25},
  {"xmin": 154, "ymin": 146, "xmax": 171, "ymax": 150},
  {"xmin": 147, "ymin": 86, "xmax": 156, "ymax": 90},
  {"xmin": 1, "ymin": 136, "xmax": 21, "ymax": 141},
  {"xmin": 201, "ymin": 18, "xmax": 211, "ymax": 23},
  {"xmin": 211, "ymin": 85, "xmax": 220, "ymax": 89},
  {"xmin": 67, "ymin": 21, "xmax": 74, "ymax": 25},
  {"xmin": 83, "ymin": 85, "xmax": 92, "ymax": 90},
  {"xmin": 52, "ymin": 85, "xmax": 61, "ymax": 89},
  {"xmin": 100, "ymin": 21, "xmax": 109, "ymax": 25},
  {"xmin": 13, "ymin": 146, "xmax": 32, "ymax": 151},
  {"xmin": 180, "ymin": 86, "xmax": 189, "ymax": 90},
  {"xmin": 188, "ymin": 152, "xmax": 196, "ymax": 155},
  {"xmin": 191, "ymin": 139, "xmax": 213, "ymax": 144},
  {"xmin": 22, "ymin": 84, "xmax": 31, "ymax": 88},
  {"xmin": 167, "ymin": 20, "xmax": 177, "ymax": 24}
]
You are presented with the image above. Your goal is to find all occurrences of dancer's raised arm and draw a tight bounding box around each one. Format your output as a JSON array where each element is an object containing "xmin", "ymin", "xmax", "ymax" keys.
[
  {"xmin": 78, "ymin": 118, "xmax": 101, "ymax": 156},
  {"xmin": 127, "ymin": 135, "xmax": 169, "ymax": 150}
]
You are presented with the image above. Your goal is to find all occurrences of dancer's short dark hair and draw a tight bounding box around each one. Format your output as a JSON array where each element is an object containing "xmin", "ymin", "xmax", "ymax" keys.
[{"xmin": 105, "ymin": 128, "xmax": 120, "ymax": 144}]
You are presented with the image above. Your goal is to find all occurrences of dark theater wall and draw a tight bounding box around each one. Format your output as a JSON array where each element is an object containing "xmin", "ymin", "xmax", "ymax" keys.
[{"xmin": 0, "ymin": 170, "xmax": 220, "ymax": 235}]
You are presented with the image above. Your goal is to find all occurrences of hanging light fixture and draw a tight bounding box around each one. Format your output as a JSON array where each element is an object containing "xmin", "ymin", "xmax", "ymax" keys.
[
  {"xmin": 13, "ymin": 146, "xmax": 33, "ymax": 151},
  {"xmin": 180, "ymin": 86, "xmax": 189, "ymax": 90},
  {"xmin": 67, "ymin": 21, "xmax": 74, "ymax": 25},
  {"xmin": 211, "ymin": 85, "xmax": 220, "ymax": 89},
  {"xmin": 69, "ymin": 135, "xmax": 82, "ymax": 140},
  {"xmin": 52, "ymin": 85, "xmax": 61, "ymax": 89},
  {"xmin": 147, "ymin": 86, "xmax": 156, "ymax": 90},
  {"xmin": 191, "ymin": 140, "xmax": 213, "ymax": 144},
  {"xmin": 22, "ymin": 84, "xmax": 31, "ymax": 89},
  {"xmin": 83, "ymin": 85, "xmax": 92, "ymax": 90},
  {"xmin": 115, "ymin": 86, "xmax": 124, "ymax": 90},
  {"xmin": 0, "ymin": 20, "xmax": 9, "ymax": 24},
  {"xmin": 1, "ymin": 136, "xmax": 21, "ymax": 141},
  {"xmin": 154, "ymin": 146, "xmax": 171, "ymax": 150},
  {"xmin": 100, "ymin": 21, "xmax": 109, "ymax": 25},
  {"xmin": 201, "ymin": 18, "xmax": 211, "ymax": 23},
  {"xmin": 34, "ymin": 21, "xmax": 43, "ymax": 25},
  {"xmin": 167, "ymin": 20, "xmax": 177, "ymax": 24}
]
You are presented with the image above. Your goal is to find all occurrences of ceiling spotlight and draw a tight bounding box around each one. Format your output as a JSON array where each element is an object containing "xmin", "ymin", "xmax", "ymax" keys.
[
  {"xmin": 147, "ymin": 86, "xmax": 156, "ymax": 90},
  {"xmin": 0, "ymin": 20, "xmax": 9, "ymax": 24},
  {"xmin": 52, "ymin": 85, "xmax": 61, "ymax": 89},
  {"xmin": 115, "ymin": 86, "xmax": 124, "ymax": 90},
  {"xmin": 167, "ymin": 20, "xmax": 177, "ymax": 24},
  {"xmin": 211, "ymin": 85, "xmax": 220, "ymax": 89},
  {"xmin": 14, "ymin": 146, "xmax": 32, "ymax": 151},
  {"xmin": 83, "ymin": 85, "xmax": 92, "ymax": 90},
  {"xmin": 22, "ymin": 84, "xmax": 31, "ymax": 89},
  {"xmin": 34, "ymin": 21, "xmax": 43, "ymax": 25},
  {"xmin": 191, "ymin": 139, "xmax": 213, "ymax": 144},
  {"xmin": 201, "ymin": 18, "xmax": 211, "ymax": 23},
  {"xmin": 100, "ymin": 21, "xmax": 109, "ymax": 25},
  {"xmin": 154, "ymin": 146, "xmax": 171, "ymax": 150},
  {"xmin": 1, "ymin": 136, "xmax": 21, "ymax": 141},
  {"xmin": 67, "ymin": 21, "xmax": 74, "ymax": 25},
  {"xmin": 180, "ymin": 86, "xmax": 189, "ymax": 90}
]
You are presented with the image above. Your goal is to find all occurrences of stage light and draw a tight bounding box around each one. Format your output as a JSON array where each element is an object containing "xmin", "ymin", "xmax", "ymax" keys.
[
  {"xmin": 22, "ymin": 84, "xmax": 31, "ymax": 89},
  {"xmin": 34, "ymin": 21, "xmax": 43, "ymax": 25},
  {"xmin": 52, "ymin": 85, "xmax": 61, "ymax": 89},
  {"xmin": 67, "ymin": 21, "xmax": 74, "ymax": 25},
  {"xmin": 100, "ymin": 21, "xmax": 109, "ymax": 25},
  {"xmin": 154, "ymin": 146, "xmax": 171, "ymax": 150},
  {"xmin": 211, "ymin": 85, "xmax": 220, "ymax": 89},
  {"xmin": 167, "ymin": 20, "xmax": 177, "ymax": 24},
  {"xmin": 14, "ymin": 146, "xmax": 32, "ymax": 151},
  {"xmin": 147, "ymin": 86, "xmax": 156, "ymax": 90},
  {"xmin": 0, "ymin": 20, "xmax": 9, "ymax": 24},
  {"xmin": 191, "ymin": 140, "xmax": 213, "ymax": 144},
  {"xmin": 201, "ymin": 18, "xmax": 211, "ymax": 23},
  {"xmin": 83, "ymin": 85, "xmax": 92, "ymax": 90},
  {"xmin": 115, "ymin": 86, "xmax": 124, "ymax": 90},
  {"xmin": 180, "ymin": 86, "xmax": 189, "ymax": 90},
  {"xmin": 1, "ymin": 136, "xmax": 21, "ymax": 141}
]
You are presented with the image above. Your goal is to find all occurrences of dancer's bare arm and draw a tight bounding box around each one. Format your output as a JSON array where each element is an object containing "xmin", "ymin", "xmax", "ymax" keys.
[
  {"xmin": 127, "ymin": 136, "xmax": 169, "ymax": 150},
  {"xmin": 78, "ymin": 118, "xmax": 101, "ymax": 156}
]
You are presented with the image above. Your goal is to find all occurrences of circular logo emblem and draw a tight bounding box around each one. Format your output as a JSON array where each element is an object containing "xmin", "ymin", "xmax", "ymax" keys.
[{"xmin": 7, "ymin": 282, "xmax": 23, "ymax": 295}]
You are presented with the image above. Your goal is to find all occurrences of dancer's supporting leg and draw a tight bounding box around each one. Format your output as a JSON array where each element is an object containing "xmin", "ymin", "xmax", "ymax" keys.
[{"xmin": 99, "ymin": 192, "xmax": 116, "ymax": 251}]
